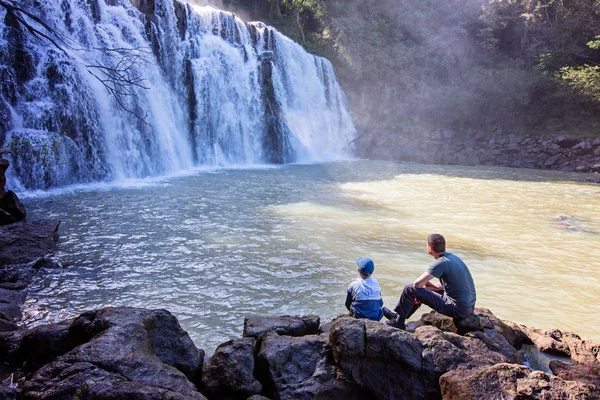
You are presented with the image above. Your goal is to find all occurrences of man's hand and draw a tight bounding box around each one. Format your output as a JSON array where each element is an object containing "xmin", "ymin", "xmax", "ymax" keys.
[
  {"xmin": 413, "ymin": 272, "xmax": 434, "ymax": 288},
  {"xmin": 425, "ymin": 281, "xmax": 443, "ymax": 293}
]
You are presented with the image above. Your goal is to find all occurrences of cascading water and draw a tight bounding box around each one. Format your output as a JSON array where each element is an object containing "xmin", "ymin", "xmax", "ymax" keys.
[{"xmin": 0, "ymin": 0, "xmax": 356, "ymax": 190}]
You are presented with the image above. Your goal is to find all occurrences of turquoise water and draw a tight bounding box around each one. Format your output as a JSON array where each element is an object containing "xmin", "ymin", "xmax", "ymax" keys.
[{"xmin": 21, "ymin": 161, "xmax": 600, "ymax": 353}]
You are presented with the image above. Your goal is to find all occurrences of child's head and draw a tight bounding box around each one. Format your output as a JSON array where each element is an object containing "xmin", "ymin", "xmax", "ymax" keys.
[{"xmin": 355, "ymin": 257, "xmax": 375, "ymax": 278}]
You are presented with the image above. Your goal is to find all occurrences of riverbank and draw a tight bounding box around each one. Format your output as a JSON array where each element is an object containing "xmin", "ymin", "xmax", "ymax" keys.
[
  {"xmin": 355, "ymin": 131, "xmax": 600, "ymax": 176},
  {"xmin": 1, "ymin": 306, "xmax": 599, "ymax": 399}
]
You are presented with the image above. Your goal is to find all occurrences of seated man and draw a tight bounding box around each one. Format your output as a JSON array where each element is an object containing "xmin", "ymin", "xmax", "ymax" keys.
[
  {"xmin": 384, "ymin": 234, "xmax": 476, "ymax": 329},
  {"xmin": 345, "ymin": 257, "xmax": 384, "ymax": 321}
]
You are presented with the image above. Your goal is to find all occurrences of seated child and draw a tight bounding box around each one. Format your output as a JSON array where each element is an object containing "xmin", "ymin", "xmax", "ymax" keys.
[{"xmin": 345, "ymin": 257, "xmax": 384, "ymax": 321}]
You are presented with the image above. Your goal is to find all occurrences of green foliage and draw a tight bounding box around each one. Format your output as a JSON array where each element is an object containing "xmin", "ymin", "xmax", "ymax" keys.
[
  {"xmin": 560, "ymin": 65, "xmax": 600, "ymax": 102},
  {"xmin": 227, "ymin": 0, "xmax": 600, "ymax": 139}
]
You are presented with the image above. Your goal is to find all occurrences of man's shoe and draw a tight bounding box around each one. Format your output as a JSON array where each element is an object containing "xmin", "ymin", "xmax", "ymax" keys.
[
  {"xmin": 382, "ymin": 307, "xmax": 398, "ymax": 320},
  {"xmin": 385, "ymin": 317, "xmax": 406, "ymax": 330}
]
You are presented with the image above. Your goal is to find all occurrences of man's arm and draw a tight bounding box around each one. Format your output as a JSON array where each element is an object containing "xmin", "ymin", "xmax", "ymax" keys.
[
  {"xmin": 413, "ymin": 271, "xmax": 434, "ymax": 288},
  {"xmin": 425, "ymin": 281, "xmax": 444, "ymax": 293}
]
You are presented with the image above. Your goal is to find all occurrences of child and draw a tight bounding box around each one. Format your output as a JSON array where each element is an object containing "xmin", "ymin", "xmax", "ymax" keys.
[{"xmin": 344, "ymin": 257, "xmax": 384, "ymax": 321}]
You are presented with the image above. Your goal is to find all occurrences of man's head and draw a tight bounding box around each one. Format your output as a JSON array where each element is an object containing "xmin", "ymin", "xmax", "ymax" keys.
[
  {"xmin": 356, "ymin": 257, "xmax": 374, "ymax": 278},
  {"xmin": 427, "ymin": 233, "xmax": 446, "ymax": 255}
]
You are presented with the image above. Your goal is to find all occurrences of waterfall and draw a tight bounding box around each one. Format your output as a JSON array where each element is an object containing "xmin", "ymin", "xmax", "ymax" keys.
[{"xmin": 0, "ymin": 0, "xmax": 356, "ymax": 190}]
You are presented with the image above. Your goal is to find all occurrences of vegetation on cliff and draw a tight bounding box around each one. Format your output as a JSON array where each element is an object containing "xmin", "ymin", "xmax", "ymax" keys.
[{"xmin": 224, "ymin": 0, "xmax": 600, "ymax": 144}]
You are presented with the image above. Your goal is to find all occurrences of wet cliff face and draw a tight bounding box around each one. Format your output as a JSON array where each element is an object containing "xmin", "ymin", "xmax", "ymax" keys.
[{"xmin": 0, "ymin": 0, "xmax": 355, "ymax": 190}]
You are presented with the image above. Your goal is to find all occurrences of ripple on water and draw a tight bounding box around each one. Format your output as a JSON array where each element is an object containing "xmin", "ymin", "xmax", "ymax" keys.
[{"xmin": 20, "ymin": 162, "xmax": 600, "ymax": 353}]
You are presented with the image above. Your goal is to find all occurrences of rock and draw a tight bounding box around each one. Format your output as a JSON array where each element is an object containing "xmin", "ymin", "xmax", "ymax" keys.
[
  {"xmin": 0, "ymin": 220, "xmax": 60, "ymax": 264},
  {"xmin": 24, "ymin": 361, "xmax": 207, "ymax": 400},
  {"xmin": 521, "ymin": 326, "xmax": 600, "ymax": 365},
  {"xmin": 329, "ymin": 316, "xmax": 426, "ymax": 399},
  {"xmin": 555, "ymin": 135, "xmax": 579, "ymax": 148},
  {"xmin": 0, "ymin": 158, "xmax": 8, "ymax": 198},
  {"xmin": 0, "ymin": 191, "xmax": 26, "ymax": 222},
  {"xmin": 15, "ymin": 321, "xmax": 73, "ymax": 371},
  {"xmin": 22, "ymin": 307, "xmax": 206, "ymax": 399},
  {"xmin": 0, "ymin": 319, "xmax": 18, "ymax": 332},
  {"xmin": 550, "ymin": 360, "xmax": 600, "ymax": 387},
  {"xmin": 544, "ymin": 154, "xmax": 560, "ymax": 167},
  {"xmin": 440, "ymin": 363, "xmax": 600, "ymax": 400},
  {"xmin": 0, "ymin": 263, "xmax": 37, "ymax": 291},
  {"xmin": 0, "ymin": 208, "xmax": 15, "ymax": 225},
  {"xmin": 0, "ymin": 288, "xmax": 25, "ymax": 322},
  {"xmin": 416, "ymin": 324, "xmax": 517, "ymax": 397},
  {"xmin": 419, "ymin": 311, "xmax": 486, "ymax": 335},
  {"xmin": 0, "ymin": 385, "xmax": 19, "ymax": 400},
  {"xmin": 201, "ymin": 337, "xmax": 262, "ymax": 398},
  {"xmin": 243, "ymin": 315, "xmax": 319, "ymax": 339},
  {"xmin": 31, "ymin": 256, "xmax": 63, "ymax": 270},
  {"xmin": 594, "ymin": 146, "xmax": 600, "ymax": 156},
  {"xmin": 257, "ymin": 330, "xmax": 363, "ymax": 400},
  {"xmin": 573, "ymin": 140, "xmax": 593, "ymax": 155}
]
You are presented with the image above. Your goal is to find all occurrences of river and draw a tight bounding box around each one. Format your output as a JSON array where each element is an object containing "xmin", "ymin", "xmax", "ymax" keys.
[{"xmin": 20, "ymin": 161, "xmax": 600, "ymax": 353}]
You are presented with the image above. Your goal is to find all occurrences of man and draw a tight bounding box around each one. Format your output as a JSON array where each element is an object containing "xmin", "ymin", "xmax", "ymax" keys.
[{"xmin": 384, "ymin": 233, "xmax": 476, "ymax": 329}]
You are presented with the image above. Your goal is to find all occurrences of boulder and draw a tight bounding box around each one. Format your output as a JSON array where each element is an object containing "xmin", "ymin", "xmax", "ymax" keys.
[
  {"xmin": 544, "ymin": 154, "xmax": 560, "ymax": 167},
  {"xmin": 329, "ymin": 317, "xmax": 425, "ymax": 399},
  {"xmin": 440, "ymin": 363, "xmax": 600, "ymax": 400},
  {"xmin": 201, "ymin": 337, "xmax": 262, "ymax": 398},
  {"xmin": 0, "ymin": 288, "xmax": 25, "ymax": 323},
  {"xmin": 555, "ymin": 135, "xmax": 579, "ymax": 148},
  {"xmin": 257, "ymin": 330, "xmax": 364, "ymax": 399},
  {"xmin": 0, "ymin": 190, "xmax": 26, "ymax": 222},
  {"xmin": 243, "ymin": 314, "xmax": 319, "ymax": 339},
  {"xmin": 0, "ymin": 158, "xmax": 8, "ymax": 198},
  {"xmin": 419, "ymin": 311, "xmax": 484, "ymax": 335},
  {"xmin": 22, "ymin": 307, "xmax": 206, "ymax": 400},
  {"xmin": 573, "ymin": 140, "xmax": 593, "ymax": 155},
  {"xmin": 416, "ymin": 324, "xmax": 517, "ymax": 398},
  {"xmin": 0, "ymin": 220, "xmax": 60, "ymax": 264},
  {"xmin": 550, "ymin": 360, "xmax": 600, "ymax": 388},
  {"xmin": 0, "ymin": 385, "xmax": 19, "ymax": 400},
  {"xmin": 523, "ymin": 327, "xmax": 600, "ymax": 365},
  {"xmin": 13, "ymin": 321, "xmax": 73, "ymax": 371},
  {"xmin": 0, "ymin": 208, "xmax": 15, "ymax": 225}
]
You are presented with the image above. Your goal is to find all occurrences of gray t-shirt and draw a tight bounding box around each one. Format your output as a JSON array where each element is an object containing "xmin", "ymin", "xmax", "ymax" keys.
[{"xmin": 427, "ymin": 252, "xmax": 476, "ymax": 307}]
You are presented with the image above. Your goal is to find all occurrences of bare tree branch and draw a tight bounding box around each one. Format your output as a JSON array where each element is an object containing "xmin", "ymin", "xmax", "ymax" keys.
[{"xmin": 0, "ymin": 0, "xmax": 152, "ymax": 123}]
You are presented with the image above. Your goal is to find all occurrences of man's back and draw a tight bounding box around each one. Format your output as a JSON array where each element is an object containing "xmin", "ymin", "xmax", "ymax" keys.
[{"xmin": 427, "ymin": 252, "xmax": 476, "ymax": 307}]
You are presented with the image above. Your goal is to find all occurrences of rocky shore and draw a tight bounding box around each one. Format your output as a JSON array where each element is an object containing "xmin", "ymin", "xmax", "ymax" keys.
[
  {"xmin": 0, "ymin": 306, "xmax": 599, "ymax": 399},
  {"xmin": 357, "ymin": 131, "xmax": 600, "ymax": 177},
  {"xmin": 0, "ymin": 158, "xmax": 63, "ymax": 333}
]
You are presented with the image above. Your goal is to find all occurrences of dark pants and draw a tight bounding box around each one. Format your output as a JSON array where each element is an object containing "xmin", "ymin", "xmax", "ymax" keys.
[{"xmin": 393, "ymin": 285, "xmax": 474, "ymax": 321}]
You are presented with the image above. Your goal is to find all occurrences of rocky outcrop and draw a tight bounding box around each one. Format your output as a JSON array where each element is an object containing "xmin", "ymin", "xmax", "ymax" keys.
[
  {"xmin": 0, "ymin": 220, "xmax": 60, "ymax": 265},
  {"xmin": 356, "ymin": 130, "xmax": 600, "ymax": 175},
  {"xmin": 7, "ymin": 307, "xmax": 206, "ymax": 400},
  {"xmin": 0, "ymin": 159, "xmax": 26, "ymax": 225},
  {"xmin": 0, "ymin": 217, "xmax": 61, "ymax": 332},
  {"xmin": 201, "ymin": 337, "xmax": 262, "ymax": 398},
  {"xmin": 440, "ymin": 363, "xmax": 600, "ymax": 400},
  {"xmin": 256, "ymin": 330, "xmax": 363, "ymax": 399},
  {"xmin": 3, "ymin": 307, "xmax": 598, "ymax": 400},
  {"xmin": 243, "ymin": 314, "xmax": 320, "ymax": 338}
]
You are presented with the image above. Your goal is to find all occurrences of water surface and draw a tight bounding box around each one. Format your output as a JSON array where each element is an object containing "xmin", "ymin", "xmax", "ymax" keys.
[{"xmin": 22, "ymin": 161, "xmax": 600, "ymax": 352}]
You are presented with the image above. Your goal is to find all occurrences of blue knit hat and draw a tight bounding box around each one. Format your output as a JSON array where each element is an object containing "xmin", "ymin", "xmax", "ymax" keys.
[{"xmin": 356, "ymin": 257, "xmax": 374, "ymax": 275}]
